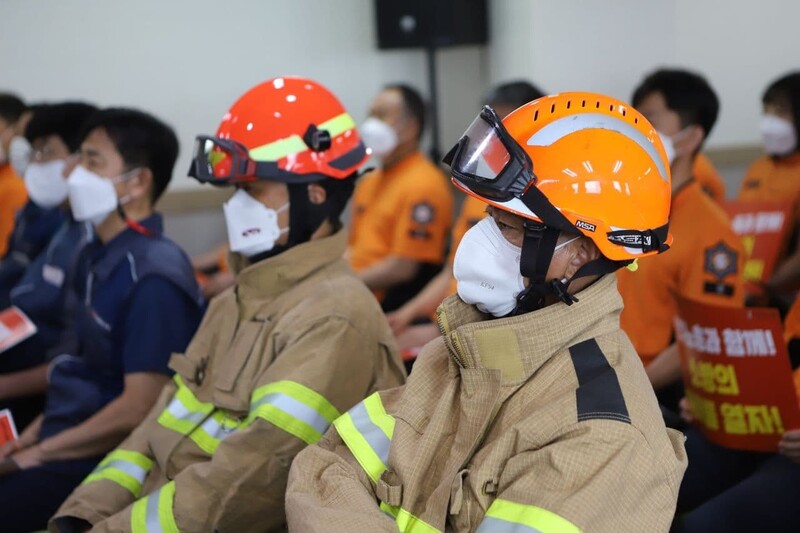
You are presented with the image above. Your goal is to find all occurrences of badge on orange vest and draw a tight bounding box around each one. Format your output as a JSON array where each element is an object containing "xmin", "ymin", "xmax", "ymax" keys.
[
  {"xmin": 675, "ymin": 296, "xmax": 800, "ymax": 452},
  {"xmin": 0, "ymin": 409, "xmax": 18, "ymax": 445},
  {"xmin": 0, "ymin": 306, "xmax": 37, "ymax": 354}
]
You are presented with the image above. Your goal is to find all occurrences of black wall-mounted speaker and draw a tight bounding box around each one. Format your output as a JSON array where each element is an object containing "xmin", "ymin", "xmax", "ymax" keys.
[{"xmin": 375, "ymin": 0, "xmax": 489, "ymax": 49}]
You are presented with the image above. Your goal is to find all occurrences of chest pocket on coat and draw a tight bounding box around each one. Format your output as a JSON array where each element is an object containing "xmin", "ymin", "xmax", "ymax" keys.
[{"xmin": 211, "ymin": 319, "xmax": 268, "ymax": 412}]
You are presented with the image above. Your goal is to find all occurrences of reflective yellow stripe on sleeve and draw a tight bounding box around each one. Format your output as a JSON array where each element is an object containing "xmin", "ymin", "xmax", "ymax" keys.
[
  {"xmin": 333, "ymin": 392, "xmax": 395, "ymax": 483},
  {"xmin": 477, "ymin": 498, "xmax": 582, "ymax": 533},
  {"xmin": 131, "ymin": 481, "xmax": 179, "ymax": 533},
  {"xmin": 246, "ymin": 380, "xmax": 341, "ymax": 445},
  {"xmin": 82, "ymin": 449, "xmax": 153, "ymax": 497}
]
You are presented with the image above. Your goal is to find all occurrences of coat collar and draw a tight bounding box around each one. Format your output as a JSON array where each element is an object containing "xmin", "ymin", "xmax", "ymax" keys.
[{"xmin": 436, "ymin": 274, "xmax": 623, "ymax": 385}]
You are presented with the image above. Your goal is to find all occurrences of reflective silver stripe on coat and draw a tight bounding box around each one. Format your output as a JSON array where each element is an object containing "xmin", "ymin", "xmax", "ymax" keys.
[
  {"xmin": 349, "ymin": 401, "xmax": 391, "ymax": 464},
  {"xmin": 477, "ymin": 516, "xmax": 542, "ymax": 533},
  {"xmin": 165, "ymin": 396, "xmax": 206, "ymax": 425},
  {"xmin": 252, "ymin": 393, "xmax": 331, "ymax": 434},
  {"xmin": 145, "ymin": 488, "xmax": 163, "ymax": 533},
  {"xmin": 97, "ymin": 459, "xmax": 148, "ymax": 484}
]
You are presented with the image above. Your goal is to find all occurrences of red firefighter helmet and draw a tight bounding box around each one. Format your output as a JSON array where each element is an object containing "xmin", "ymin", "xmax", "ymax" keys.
[{"xmin": 189, "ymin": 76, "xmax": 368, "ymax": 185}]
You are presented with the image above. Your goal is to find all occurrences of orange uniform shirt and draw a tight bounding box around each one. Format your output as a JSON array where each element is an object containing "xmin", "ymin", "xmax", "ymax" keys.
[
  {"xmin": 693, "ymin": 153, "xmax": 726, "ymax": 202},
  {"xmin": 738, "ymin": 153, "xmax": 800, "ymax": 215},
  {"xmin": 0, "ymin": 163, "xmax": 28, "ymax": 257},
  {"xmin": 349, "ymin": 151, "xmax": 453, "ymax": 271},
  {"xmin": 446, "ymin": 195, "xmax": 488, "ymax": 296},
  {"xmin": 618, "ymin": 181, "xmax": 745, "ymax": 365}
]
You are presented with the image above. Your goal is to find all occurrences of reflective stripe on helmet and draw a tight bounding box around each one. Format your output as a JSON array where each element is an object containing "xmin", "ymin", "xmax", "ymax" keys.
[
  {"xmin": 248, "ymin": 112, "xmax": 356, "ymax": 162},
  {"xmin": 82, "ymin": 450, "xmax": 153, "ymax": 497},
  {"xmin": 476, "ymin": 498, "xmax": 581, "ymax": 533}
]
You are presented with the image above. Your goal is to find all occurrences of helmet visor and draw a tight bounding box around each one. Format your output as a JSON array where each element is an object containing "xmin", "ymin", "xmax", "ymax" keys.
[{"xmin": 443, "ymin": 106, "xmax": 534, "ymax": 202}]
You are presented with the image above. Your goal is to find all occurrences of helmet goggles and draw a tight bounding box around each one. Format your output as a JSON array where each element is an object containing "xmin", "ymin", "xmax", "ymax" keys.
[{"xmin": 443, "ymin": 105, "xmax": 535, "ymax": 203}]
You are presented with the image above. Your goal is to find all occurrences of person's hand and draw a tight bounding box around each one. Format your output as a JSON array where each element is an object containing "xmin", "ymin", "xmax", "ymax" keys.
[
  {"xmin": 679, "ymin": 396, "xmax": 695, "ymax": 424},
  {"xmin": 386, "ymin": 308, "xmax": 414, "ymax": 336},
  {"xmin": 778, "ymin": 429, "xmax": 800, "ymax": 464},
  {"xmin": 0, "ymin": 439, "xmax": 21, "ymax": 459},
  {"xmin": 10, "ymin": 443, "xmax": 44, "ymax": 470}
]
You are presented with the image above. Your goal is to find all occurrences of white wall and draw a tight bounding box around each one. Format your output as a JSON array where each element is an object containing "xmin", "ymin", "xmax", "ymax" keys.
[
  {"xmin": 489, "ymin": 0, "xmax": 800, "ymax": 148},
  {"xmin": 0, "ymin": 0, "xmax": 487, "ymax": 191}
]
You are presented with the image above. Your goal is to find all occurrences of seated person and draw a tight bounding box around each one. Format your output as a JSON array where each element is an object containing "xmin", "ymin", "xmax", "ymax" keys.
[
  {"xmin": 738, "ymin": 72, "xmax": 800, "ymax": 297},
  {"xmin": 673, "ymin": 296, "xmax": 800, "ymax": 532},
  {"xmin": 0, "ymin": 102, "xmax": 98, "ymax": 430},
  {"xmin": 349, "ymin": 83, "xmax": 453, "ymax": 312},
  {"xmin": 0, "ymin": 93, "xmax": 29, "ymax": 257},
  {"xmin": 287, "ymin": 92, "xmax": 686, "ymax": 532},
  {"xmin": 618, "ymin": 69, "xmax": 745, "ymax": 410},
  {"xmin": 387, "ymin": 80, "xmax": 546, "ymax": 357},
  {"xmin": 51, "ymin": 77, "xmax": 405, "ymax": 532},
  {"xmin": 0, "ymin": 107, "xmax": 204, "ymax": 532},
  {"xmin": 0, "ymin": 103, "xmax": 96, "ymax": 308}
]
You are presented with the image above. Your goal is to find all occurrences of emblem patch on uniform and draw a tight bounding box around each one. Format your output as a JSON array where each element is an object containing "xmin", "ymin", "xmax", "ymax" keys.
[
  {"xmin": 704, "ymin": 241, "xmax": 738, "ymax": 280},
  {"xmin": 411, "ymin": 202, "xmax": 435, "ymax": 224}
]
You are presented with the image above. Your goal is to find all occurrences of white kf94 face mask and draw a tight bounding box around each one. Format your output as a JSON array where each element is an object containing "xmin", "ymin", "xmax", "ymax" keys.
[
  {"xmin": 67, "ymin": 165, "xmax": 139, "ymax": 226},
  {"xmin": 360, "ymin": 117, "xmax": 399, "ymax": 159},
  {"xmin": 760, "ymin": 114, "xmax": 797, "ymax": 156},
  {"xmin": 24, "ymin": 159, "xmax": 68, "ymax": 209},
  {"xmin": 453, "ymin": 216, "xmax": 579, "ymax": 317},
  {"xmin": 223, "ymin": 188, "xmax": 289, "ymax": 257}
]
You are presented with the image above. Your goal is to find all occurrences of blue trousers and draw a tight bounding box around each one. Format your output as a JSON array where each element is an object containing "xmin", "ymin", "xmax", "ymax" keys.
[
  {"xmin": 0, "ymin": 456, "xmax": 98, "ymax": 532},
  {"xmin": 675, "ymin": 425, "xmax": 800, "ymax": 532}
]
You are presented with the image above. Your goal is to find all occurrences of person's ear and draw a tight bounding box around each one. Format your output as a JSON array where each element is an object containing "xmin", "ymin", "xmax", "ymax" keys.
[
  {"xmin": 125, "ymin": 168, "xmax": 154, "ymax": 203},
  {"xmin": 563, "ymin": 238, "xmax": 601, "ymax": 279},
  {"xmin": 307, "ymin": 183, "xmax": 327, "ymax": 205}
]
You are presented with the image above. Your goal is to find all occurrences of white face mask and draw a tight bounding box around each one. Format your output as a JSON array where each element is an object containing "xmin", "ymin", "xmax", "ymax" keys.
[
  {"xmin": 759, "ymin": 115, "xmax": 797, "ymax": 156},
  {"xmin": 223, "ymin": 188, "xmax": 289, "ymax": 257},
  {"xmin": 9, "ymin": 136, "xmax": 32, "ymax": 176},
  {"xmin": 360, "ymin": 117, "xmax": 399, "ymax": 159},
  {"xmin": 24, "ymin": 160, "xmax": 68, "ymax": 209},
  {"xmin": 657, "ymin": 131, "xmax": 677, "ymax": 165},
  {"xmin": 454, "ymin": 217, "xmax": 581, "ymax": 317},
  {"xmin": 67, "ymin": 165, "xmax": 133, "ymax": 226}
]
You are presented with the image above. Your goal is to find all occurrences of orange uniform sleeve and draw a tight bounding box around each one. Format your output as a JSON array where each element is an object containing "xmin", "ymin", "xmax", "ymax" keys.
[
  {"xmin": 390, "ymin": 179, "xmax": 454, "ymax": 265},
  {"xmin": 0, "ymin": 169, "xmax": 28, "ymax": 257}
]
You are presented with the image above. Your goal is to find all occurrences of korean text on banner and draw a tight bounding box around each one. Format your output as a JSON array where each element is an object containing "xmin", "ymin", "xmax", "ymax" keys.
[
  {"xmin": 675, "ymin": 296, "xmax": 800, "ymax": 452},
  {"xmin": 722, "ymin": 200, "xmax": 793, "ymax": 292}
]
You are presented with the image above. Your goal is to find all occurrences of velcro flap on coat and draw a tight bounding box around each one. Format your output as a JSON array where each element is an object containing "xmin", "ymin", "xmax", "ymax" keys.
[
  {"xmin": 168, "ymin": 353, "xmax": 199, "ymax": 383},
  {"xmin": 475, "ymin": 328, "xmax": 524, "ymax": 382},
  {"xmin": 377, "ymin": 470, "xmax": 403, "ymax": 507}
]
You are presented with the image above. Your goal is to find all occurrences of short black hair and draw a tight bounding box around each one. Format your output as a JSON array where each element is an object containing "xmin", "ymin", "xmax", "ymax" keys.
[
  {"xmin": 0, "ymin": 93, "xmax": 26, "ymax": 125},
  {"xmin": 79, "ymin": 108, "xmax": 179, "ymax": 203},
  {"xmin": 484, "ymin": 80, "xmax": 546, "ymax": 110},
  {"xmin": 632, "ymin": 69, "xmax": 720, "ymax": 143},
  {"xmin": 25, "ymin": 102, "xmax": 98, "ymax": 152},
  {"xmin": 763, "ymin": 72, "xmax": 800, "ymax": 141},
  {"xmin": 385, "ymin": 83, "xmax": 426, "ymax": 140}
]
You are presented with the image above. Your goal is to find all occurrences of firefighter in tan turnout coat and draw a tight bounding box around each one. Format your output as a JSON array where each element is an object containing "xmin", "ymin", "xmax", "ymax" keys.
[
  {"xmin": 286, "ymin": 93, "xmax": 688, "ymax": 532},
  {"xmin": 50, "ymin": 77, "xmax": 405, "ymax": 532}
]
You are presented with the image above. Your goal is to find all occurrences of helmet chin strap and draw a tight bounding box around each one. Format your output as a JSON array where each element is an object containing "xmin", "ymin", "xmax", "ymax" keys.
[{"xmin": 514, "ymin": 221, "xmax": 562, "ymax": 314}]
